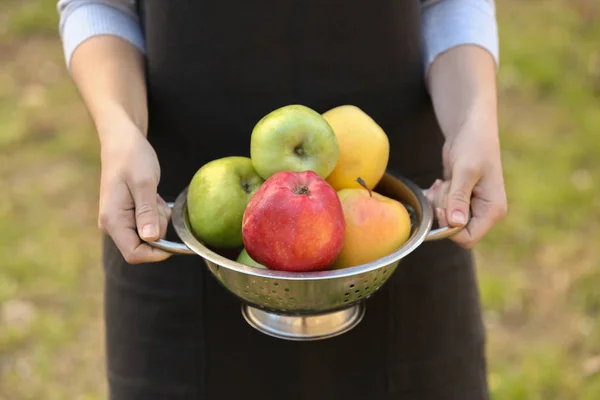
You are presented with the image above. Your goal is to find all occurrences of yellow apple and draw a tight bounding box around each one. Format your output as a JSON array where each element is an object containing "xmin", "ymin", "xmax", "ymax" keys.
[{"xmin": 322, "ymin": 105, "xmax": 390, "ymax": 190}]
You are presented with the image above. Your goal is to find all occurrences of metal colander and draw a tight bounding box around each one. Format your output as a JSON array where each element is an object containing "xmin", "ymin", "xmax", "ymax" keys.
[{"xmin": 148, "ymin": 172, "xmax": 463, "ymax": 341}]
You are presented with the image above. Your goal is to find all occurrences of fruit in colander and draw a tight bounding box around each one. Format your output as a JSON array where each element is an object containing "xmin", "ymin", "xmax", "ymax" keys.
[
  {"xmin": 332, "ymin": 178, "xmax": 412, "ymax": 270},
  {"xmin": 236, "ymin": 248, "xmax": 267, "ymax": 269},
  {"xmin": 241, "ymin": 170, "xmax": 345, "ymax": 272},
  {"xmin": 250, "ymin": 104, "xmax": 339, "ymax": 180},
  {"xmin": 322, "ymin": 105, "xmax": 390, "ymax": 191},
  {"xmin": 187, "ymin": 156, "xmax": 264, "ymax": 249}
]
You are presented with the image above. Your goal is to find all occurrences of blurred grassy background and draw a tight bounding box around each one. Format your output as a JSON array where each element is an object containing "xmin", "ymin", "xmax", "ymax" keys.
[{"xmin": 0, "ymin": 0, "xmax": 599, "ymax": 398}]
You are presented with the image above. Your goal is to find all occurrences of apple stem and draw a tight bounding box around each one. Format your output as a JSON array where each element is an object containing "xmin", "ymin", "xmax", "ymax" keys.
[
  {"xmin": 242, "ymin": 182, "xmax": 251, "ymax": 194},
  {"xmin": 295, "ymin": 185, "xmax": 310, "ymax": 196},
  {"xmin": 356, "ymin": 177, "xmax": 372, "ymax": 197}
]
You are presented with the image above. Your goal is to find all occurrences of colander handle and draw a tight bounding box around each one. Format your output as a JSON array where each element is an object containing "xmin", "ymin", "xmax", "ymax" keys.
[
  {"xmin": 422, "ymin": 189, "xmax": 469, "ymax": 242},
  {"xmin": 145, "ymin": 202, "xmax": 196, "ymax": 255}
]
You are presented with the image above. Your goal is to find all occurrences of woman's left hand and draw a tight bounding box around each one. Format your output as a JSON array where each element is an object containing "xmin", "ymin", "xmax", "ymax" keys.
[
  {"xmin": 425, "ymin": 120, "xmax": 508, "ymax": 249},
  {"xmin": 424, "ymin": 44, "xmax": 508, "ymax": 249}
]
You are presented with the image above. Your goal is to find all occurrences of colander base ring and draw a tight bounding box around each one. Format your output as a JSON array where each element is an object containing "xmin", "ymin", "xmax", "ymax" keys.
[{"xmin": 241, "ymin": 303, "xmax": 366, "ymax": 341}]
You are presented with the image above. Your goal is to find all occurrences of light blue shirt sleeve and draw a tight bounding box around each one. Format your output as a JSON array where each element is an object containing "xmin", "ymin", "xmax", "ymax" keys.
[
  {"xmin": 57, "ymin": 0, "xmax": 499, "ymax": 73},
  {"xmin": 57, "ymin": 0, "xmax": 145, "ymax": 68},
  {"xmin": 421, "ymin": 0, "xmax": 499, "ymax": 73}
]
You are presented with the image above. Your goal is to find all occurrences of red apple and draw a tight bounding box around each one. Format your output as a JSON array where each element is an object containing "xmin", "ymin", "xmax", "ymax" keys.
[{"xmin": 242, "ymin": 170, "xmax": 346, "ymax": 272}]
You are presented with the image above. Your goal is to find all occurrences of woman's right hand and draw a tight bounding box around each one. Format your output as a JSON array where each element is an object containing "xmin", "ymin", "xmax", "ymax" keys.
[{"xmin": 97, "ymin": 117, "xmax": 172, "ymax": 264}]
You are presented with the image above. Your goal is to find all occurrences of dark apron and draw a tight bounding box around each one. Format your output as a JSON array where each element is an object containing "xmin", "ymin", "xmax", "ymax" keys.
[{"xmin": 102, "ymin": 1, "xmax": 489, "ymax": 399}]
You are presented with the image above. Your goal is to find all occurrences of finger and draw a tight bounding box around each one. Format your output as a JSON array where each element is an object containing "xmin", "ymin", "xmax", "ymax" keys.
[
  {"xmin": 427, "ymin": 180, "xmax": 451, "ymax": 215},
  {"xmin": 447, "ymin": 195, "xmax": 507, "ymax": 249},
  {"xmin": 435, "ymin": 207, "xmax": 449, "ymax": 227},
  {"xmin": 105, "ymin": 205, "xmax": 172, "ymax": 264},
  {"xmin": 157, "ymin": 193, "xmax": 171, "ymax": 219},
  {"xmin": 130, "ymin": 177, "xmax": 161, "ymax": 242},
  {"xmin": 446, "ymin": 164, "xmax": 480, "ymax": 227},
  {"xmin": 102, "ymin": 183, "xmax": 172, "ymax": 264},
  {"xmin": 425, "ymin": 179, "xmax": 444, "ymax": 203},
  {"xmin": 111, "ymin": 224, "xmax": 173, "ymax": 264},
  {"xmin": 156, "ymin": 194, "xmax": 171, "ymax": 240},
  {"xmin": 447, "ymin": 217, "xmax": 488, "ymax": 250}
]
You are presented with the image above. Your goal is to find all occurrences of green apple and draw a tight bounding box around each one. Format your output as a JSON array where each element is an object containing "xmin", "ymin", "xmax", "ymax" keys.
[
  {"xmin": 236, "ymin": 248, "xmax": 267, "ymax": 269},
  {"xmin": 250, "ymin": 104, "xmax": 339, "ymax": 180},
  {"xmin": 187, "ymin": 156, "xmax": 264, "ymax": 249}
]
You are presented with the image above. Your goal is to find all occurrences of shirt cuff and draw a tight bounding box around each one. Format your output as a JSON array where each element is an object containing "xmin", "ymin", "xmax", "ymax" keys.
[
  {"xmin": 421, "ymin": 0, "xmax": 499, "ymax": 74},
  {"xmin": 59, "ymin": 3, "xmax": 146, "ymax": 69}
]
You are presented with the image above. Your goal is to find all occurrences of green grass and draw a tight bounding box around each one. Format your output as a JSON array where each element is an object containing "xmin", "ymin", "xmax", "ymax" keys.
[
  {"xmin": 480, "ymin": 1, "xmax": 600, "ymax": 398},
  {"xmin": 0, "ymin": 2, "xmax": 105, "ymax": 398},
  {"xmin": 2, "ymin": 0, "xmax": 60, "ymax": 38},
  {"xmin": 0, "ymin": 0, "xmax": 599, "ymax": 398}
]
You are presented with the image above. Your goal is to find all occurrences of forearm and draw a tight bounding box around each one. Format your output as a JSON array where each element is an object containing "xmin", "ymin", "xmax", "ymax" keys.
[
  {"xmin": 70, "ymin": 36, "xmax": 148, "ymax": 142},
  {"xmin": 420, "ymin": 0, "xmax": 499, "ymax": 140},
  {"xmin": 427, "ymin": 45, "xmax": 498, "ymax": 141},
  {"xmin": 57, "ymin": 1, "xmax": 147, "ymax": 143}
]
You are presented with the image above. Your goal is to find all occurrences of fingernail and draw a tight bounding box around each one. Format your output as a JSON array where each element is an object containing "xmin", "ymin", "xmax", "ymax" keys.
[
  {"xmin": 142, "ymin": 224, "xmax": 157, "ymax": 238},
  {"xmin": 451, "ymin": 210, "xmax": 466, "ymax": 225},
  {"xmin": 435, "ymin": 208, "xmax": 444, "ymax": 223}
]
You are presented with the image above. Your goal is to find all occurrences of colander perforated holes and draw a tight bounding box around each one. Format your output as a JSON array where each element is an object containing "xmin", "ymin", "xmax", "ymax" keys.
[
  {"xmin": 350, "ymin": 284, "xmax": 355, "ymax": 288},
  {"xmin": 344, "ymin": 292, "xmax": 349, "ymax": 297},
  {"xmin": 284, "ymin": 288, "xmax": 290, "ymax": 292}
]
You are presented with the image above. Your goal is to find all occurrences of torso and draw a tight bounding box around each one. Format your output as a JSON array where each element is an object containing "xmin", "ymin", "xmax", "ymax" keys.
[
  {"xmin": 139, "ymin": 0, "xmax": 444, "ymax": 197},
  {"xmin": 107, "ymin": 2, "xmax": 485, "ymax": 398}
]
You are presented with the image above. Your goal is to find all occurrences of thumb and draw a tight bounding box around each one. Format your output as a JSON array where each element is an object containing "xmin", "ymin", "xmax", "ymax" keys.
[
  {"xmin": 131, "ymin": 179, "xmax": 160, "ymax": 241},
  {"xmin": 446, "ymin": 165, "xmax": 479, "ymax": 227}
]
